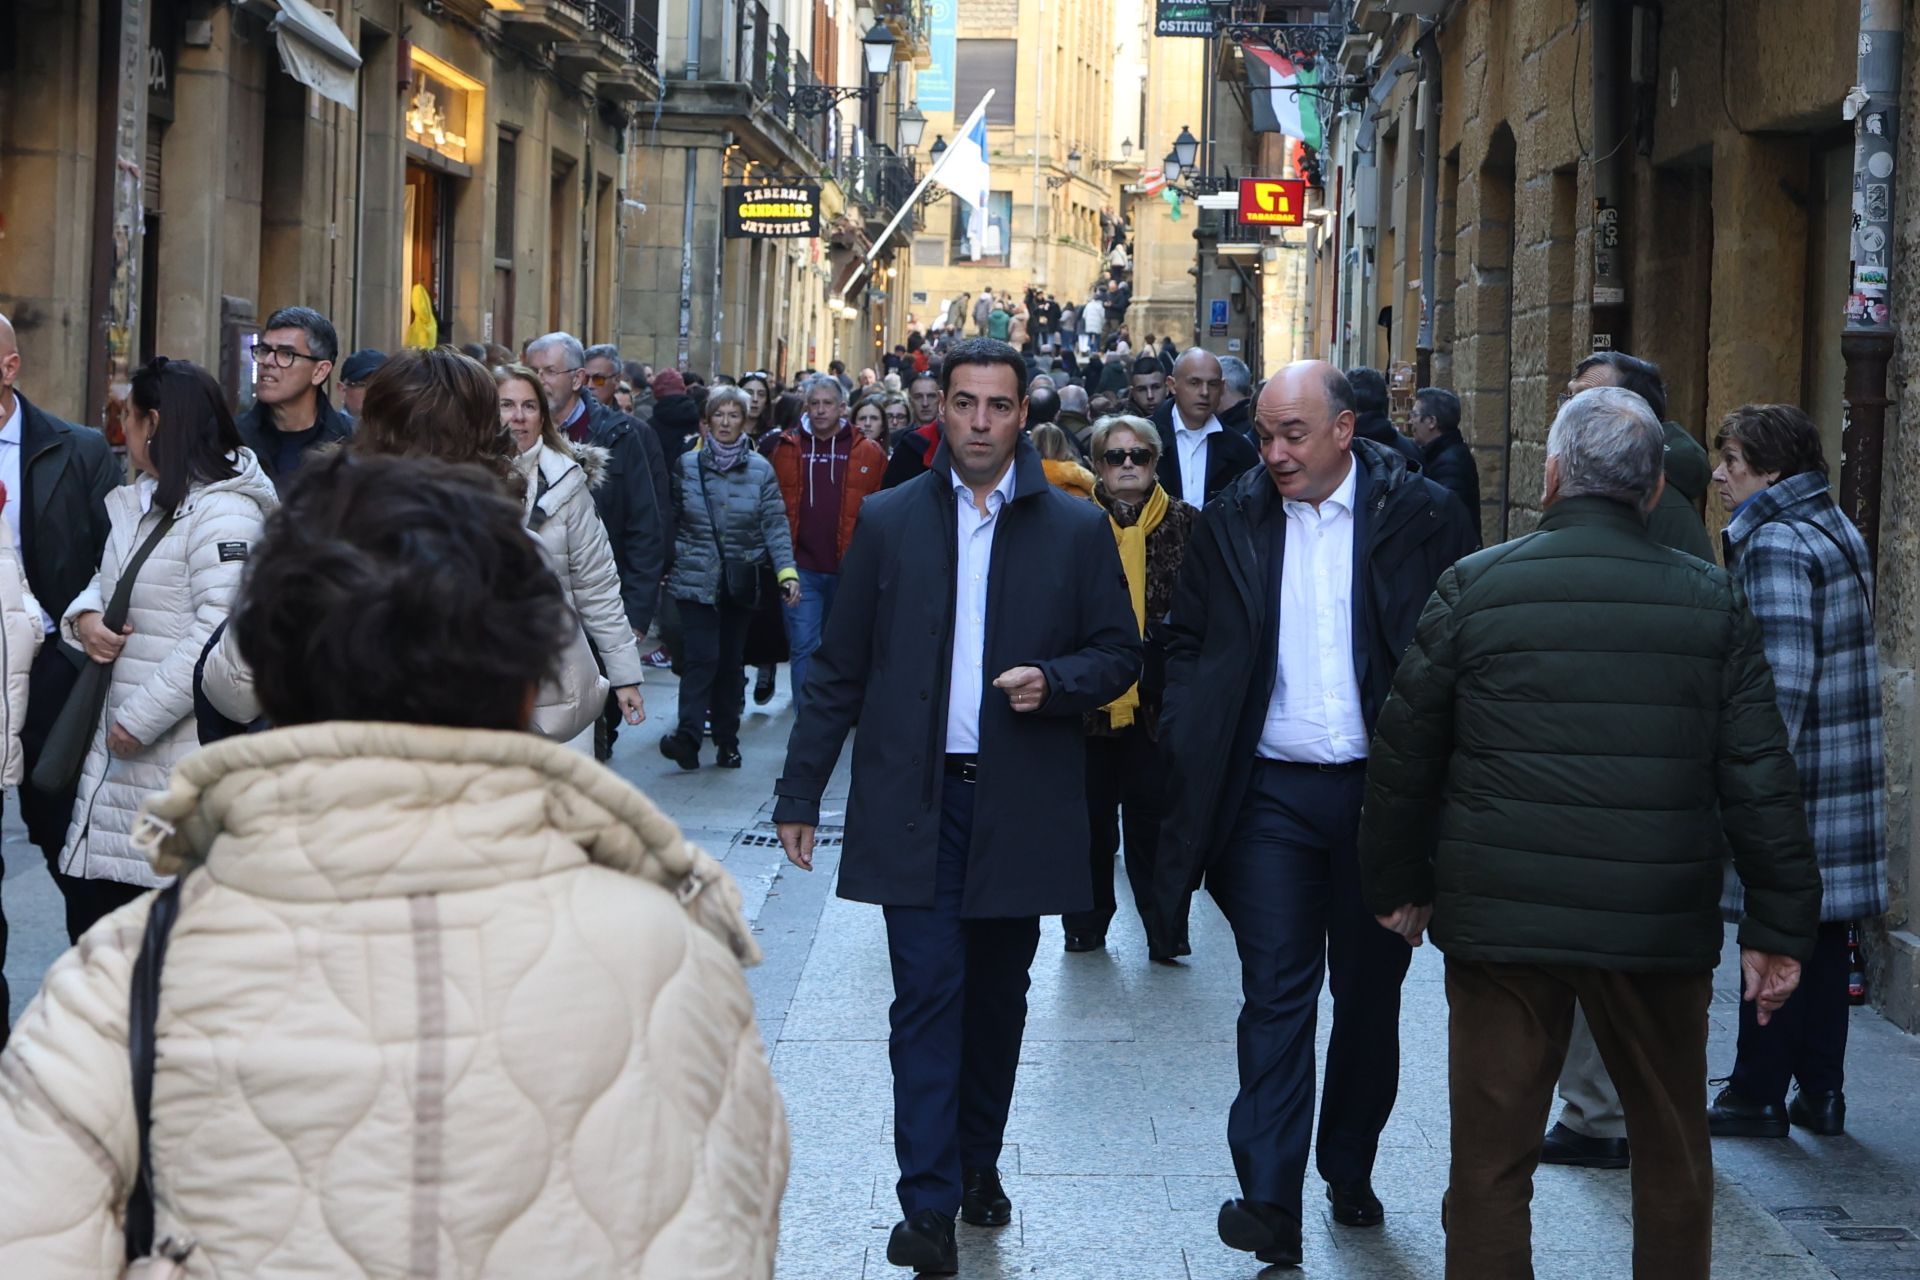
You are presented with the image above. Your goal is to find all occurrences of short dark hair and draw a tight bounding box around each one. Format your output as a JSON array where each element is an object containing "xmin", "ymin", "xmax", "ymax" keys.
[
  {"xmin": 262, "ymin": 306, "xmax": 339, "ymax": 364},
  {"xmin": 1130, "ymin": 357, "xmax": 1162, "ymax": 381},
  {"xmin": 1346, "ymin": 366, "xmax": 1387, "ymax": 413},
  {"xmin": 1713, "ymin": 403, "xmax": 1830, "ymax": 482},
  {"xmin": 1575, "ymin": 351, "xmax": 1667, "ymax": 423},
  {"xmin": 1027, "ymin": 385, "xmax": 1061, "ymax": 425},
  {"xmin": 909, "ymin": 370, "xmax": 940, "ymax": 391},
  {"xmin": 1414, "ymin": 386, "xmax": 1462, "ymax": 434},
  {"xmin": 938, "ymin": 337, "xmax": 1026, "ymax": 398},
  {"xmin": 129, "ymin": 357, "xmax": 244, "ymax": 514},
  {"xmin": 236, "ymin": 454, "xmax": 571, "ymax": 731},
  {"xmin": 352, "ymin": 346, "xmax": 520, "ymax": 498}
]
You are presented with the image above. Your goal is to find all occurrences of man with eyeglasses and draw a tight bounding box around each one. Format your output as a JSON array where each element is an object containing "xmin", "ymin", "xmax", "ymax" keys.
[
  {"xmin": 235, "ymin": 306, "xmax": 354, "ymax": 484},
  {"xmin": 582, "ymin": 344, "xmax": 627, "ymax": 412},
  {"xmin": 525, "ymin": 332, "xmax": 671, "ymax": 755},
  {"xmin": 1407, "ymin": 387, "xmax": 1482, "ymax": 548},
  {"xmin": 336, "ymin": 349, "xmax": 386, "ymax": 419}
]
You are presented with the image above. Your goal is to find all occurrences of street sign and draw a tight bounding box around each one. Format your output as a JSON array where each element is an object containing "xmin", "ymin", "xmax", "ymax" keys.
[
  {"xmin": 724, "ymin": 183, "xmax": 822, "ymax": 238},
  {"xmin": 1209, "ymin": 299, "xmax": 1229, "ymax": 336},
  {"xmin": 1154, "ymin": 1, "xmax": 1215, "ymax": 37},
  {"xmin": 1237, "ymin": 178, "xmax": 1306, "ymax": 226}
]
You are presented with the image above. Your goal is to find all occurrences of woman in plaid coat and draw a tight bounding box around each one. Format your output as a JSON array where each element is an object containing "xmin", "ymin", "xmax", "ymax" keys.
[{"xmin": 1707, "ymin": 403, "xmax": 1883, "ymax": 1140}]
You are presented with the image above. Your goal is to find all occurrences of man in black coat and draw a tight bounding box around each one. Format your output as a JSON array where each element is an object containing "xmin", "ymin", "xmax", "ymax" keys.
[
  {"xmin": 1127, "ymin": 355, "xmax": 1167, "ymax": 418},
  {"xmin": 1150, "ymin": 348, "xmax": 1261, "ymax": 507},
  {"xmin": 774, "ymin": 338, "xmax": 1141, "ymax": 1274},
  {"xmin": 1155, "ymin": 361, "xmax": 1477, "ymax": 1267},
  {"xmin": 1346, "ymin": 365, "xmax": 1423, "ymax": 471},
  {"xmin": 234, "ymin": 306, "xmax": 354, "ymax": 484},
  {"xmin": 0, "ymin": 312, "xmax": 121, "ymax": 1042},
  {"xmin": 1408, "ymin": 386, "xmax": 1482, "ymax": 548}
]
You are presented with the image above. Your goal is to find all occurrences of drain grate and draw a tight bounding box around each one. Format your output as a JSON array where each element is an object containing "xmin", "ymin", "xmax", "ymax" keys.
[
  {"xmin": 1823, "ymin": 1225, "xmax": 1916, "ymax": 1242},
  {"xmin": 1775, "ymin": 1206, "xmax": 1851, "ymax": 1223}
]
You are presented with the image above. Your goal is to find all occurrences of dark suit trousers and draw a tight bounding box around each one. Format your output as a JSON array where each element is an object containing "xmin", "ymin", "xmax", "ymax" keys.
[
  {"xmin": 674, "ymin": 598, "xmax": 752, "ymax": 750},
  {"xmin": 883, "ymin": 776, "xmax": 1041, "ymax": 1219},
  {"xmin": 1731, "ymin": 921, "xmax": 1851, "ymax": 1104},
  {"xmin": 1207, "ymin": 760, "xmax": 1411, "ymax": 1215},
  {"xmin": 1062, "ymin": 725, "xmax": 1163, "ymax": 945},
  {"xmin": 1444, "ymin": 959, "xmax": 1714, "ymax": 1280}
]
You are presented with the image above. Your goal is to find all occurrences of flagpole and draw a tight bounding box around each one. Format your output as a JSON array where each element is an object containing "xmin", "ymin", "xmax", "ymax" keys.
[{"xmin": 835, "ymin": 91, "xmax": 996, "ymax": 307}]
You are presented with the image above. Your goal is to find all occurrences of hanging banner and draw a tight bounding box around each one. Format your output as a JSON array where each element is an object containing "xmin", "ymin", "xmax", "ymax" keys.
[
  {"xmin": 1154, "ymin": 1, "xmax": 1215, "ymax": 37},
  {"xmin": 724, "ymin": 183, "xmax": 822, "ymax": 238},
  {"xmin": 1237, "ymin": 177, "xmax": 1306, "ymax": 226},
  {"xmin": 919, "ymin": 0, "xmax": 957, "ymax": 113}
]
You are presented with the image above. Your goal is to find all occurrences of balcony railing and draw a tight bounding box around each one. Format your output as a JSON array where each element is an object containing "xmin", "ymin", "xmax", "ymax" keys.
[
  {"xmin": 736, "ymin": 1, "xmax": 771, "ymax": 95},
  {"xmin": 581, "ymin": 0, "xmax": 660, "ymax": 71}
]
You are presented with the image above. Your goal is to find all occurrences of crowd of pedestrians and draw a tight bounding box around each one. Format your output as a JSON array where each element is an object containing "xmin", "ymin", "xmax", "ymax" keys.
[{"xmin": 0, "ymin": 289, "xmax": 1892, "ymax": 1280}]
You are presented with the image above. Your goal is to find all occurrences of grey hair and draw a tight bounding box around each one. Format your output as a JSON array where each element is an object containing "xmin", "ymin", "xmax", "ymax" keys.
[
  {"xmin": 583, "ymin": 342, "xmax": 622, "ymax": 366},
  {"xmin": 703, "ymin": 384, "xmax": 753, "ymax": 421},
  {"xmin": 1088, "ymin": 413, "xmax": 1163, "ymax": 460},
  {"xmin": 1547, "ymin": 386, "xmax": 1665, "ymax": 509},
  {"xmin": 525, "ymin": 332, "xmax": 585, "ymax": 369},
  {"xmin": 1218, "ymin": 356, "xmax": 1253, "ymax": 399},
  {"xmin": 262, "ymin": 305, "xmax": 338, "ymax": 363},
  {"xmin": 801, "ymin": 372, "xmax": 848, "ymax": 404}
]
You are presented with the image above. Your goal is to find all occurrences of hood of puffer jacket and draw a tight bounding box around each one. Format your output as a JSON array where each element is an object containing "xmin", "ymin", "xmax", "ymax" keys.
[
  {"xmin": 116, "ymin": 445, "xmax": 279, "ymax": 523},
  {"xmin": 133, "ymin": 721, "xmax": 760, "ymax": 964}
]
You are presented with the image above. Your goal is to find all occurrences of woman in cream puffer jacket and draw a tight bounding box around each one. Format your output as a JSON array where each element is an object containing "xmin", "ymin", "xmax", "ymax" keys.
[
  {"xmin": 0, "ymin": 487, "xmax": 45, "ymax": 786},
  {"xmin": 499, "ymin": 364, "xmax": 645, "ymax": 750},
  {"xmin": 60, "ymin": 360, "xmax": 276, "ymax": 932},
  {"xmin": 0, "ymin": 454, "xmax": 788, "ymax": 1278}
]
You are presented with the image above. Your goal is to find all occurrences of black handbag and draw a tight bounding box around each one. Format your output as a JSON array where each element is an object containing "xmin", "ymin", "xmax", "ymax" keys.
[
  {"xmin": 697, "ymin": 459, "xmax": 762, "ymax": 610},
  {"xmin": 125, "ymin": 875, "xmax": 195, "ymax": 1270},
  {"xmin": 31, "ymin": 512, "xmax": 177, "ymax": 794}
]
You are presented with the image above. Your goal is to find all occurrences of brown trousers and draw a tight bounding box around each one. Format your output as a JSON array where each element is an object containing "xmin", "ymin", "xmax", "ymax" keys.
[{"xmin": 1444, "ymin": 958, "xmax": 1715, "ymax": 1280}]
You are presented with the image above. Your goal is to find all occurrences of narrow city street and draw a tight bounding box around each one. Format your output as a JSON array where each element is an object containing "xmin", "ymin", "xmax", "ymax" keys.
[{"xmin": 6, "ymin": 676, "xmax": 1918, "ymax": 1279}]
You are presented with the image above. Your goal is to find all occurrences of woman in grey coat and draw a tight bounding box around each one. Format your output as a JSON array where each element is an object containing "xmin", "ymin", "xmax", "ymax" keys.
[
  {"xmin": 1708, "ymin": 403, "xmax": 1884, "ymax": 1139},
  {"xmin": 661, "ymin": 386, "xmax": 799, "ymax": 770}
]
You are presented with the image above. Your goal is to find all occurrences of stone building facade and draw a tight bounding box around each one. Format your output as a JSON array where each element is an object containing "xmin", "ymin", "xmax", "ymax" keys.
[{"xmin": 1308, "ymin": 0, "xmax": 1920, "ymax": 1028}]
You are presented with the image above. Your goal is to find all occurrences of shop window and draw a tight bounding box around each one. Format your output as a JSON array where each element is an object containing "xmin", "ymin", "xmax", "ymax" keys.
[{"xmin": 950, "ymin": 192, "xmax": 1012, "ymax": 266}]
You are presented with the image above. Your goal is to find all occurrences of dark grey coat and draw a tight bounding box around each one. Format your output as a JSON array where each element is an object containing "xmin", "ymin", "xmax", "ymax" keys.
[
  {"xmin": 666, "ymin": 449, "xmax": 794, "ymax": 606},
  {"xmin": 16, "ymin": 393, "xmax": 121, "ymax": 650},
  {"xmin": 772, "ymin": 438, "xmax": 1143, "ymax": 917}
]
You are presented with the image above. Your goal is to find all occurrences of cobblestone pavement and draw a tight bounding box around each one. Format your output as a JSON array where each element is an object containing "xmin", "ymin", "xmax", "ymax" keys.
[{"xmin": 7, "ymin": 682, "xmax": 1920, "ymax": 1277}]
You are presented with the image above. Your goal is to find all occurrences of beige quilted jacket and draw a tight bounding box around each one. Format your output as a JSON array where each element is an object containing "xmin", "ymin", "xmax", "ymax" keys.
[{"xmin": 0, "ymin": 722, "xmax": 789, "ymax": 1278}]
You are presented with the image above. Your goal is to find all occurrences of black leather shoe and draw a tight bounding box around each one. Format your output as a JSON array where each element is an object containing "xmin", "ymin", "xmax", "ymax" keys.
[
  {"xmin": 715, "ymin": 747, "xmax": 743, "ymax": 769},
  {"xmin": 658, "ymin": 731, "xmax": 699, "ymax": 771},
  {"xmin": 1063, "ymin": 932, "xmax": 1106, "ymax": 953},
  {"xmin": 1539, "ymin": 1121, "xmax": 1630, "ymax": 1169},
  {"xmin": 960, "ymin": 1165, "xmax": 1012, "ymax": 1226},
  {"xmin": 1707, "ymin": 1084, "xmax": 1790, "ymax": 1138},
  {"xmin": 1217, "ymin": 1198, "xmax": 1303, "ymax": 1267},
  {"xmin": 886, "ymin": 1210, "xmax": 959, "ymax": 1274},
  {"xmin": 1326, "ymin": 1180, "xmax": 1384, "ymax": 1228},
  {"xmin": 1788, "ymin": 1088, "xmax": 1847, "ymax": 1136},
  {"xmin": 753, "ymin": 667, "xmax": 776, "ymax": 705}
]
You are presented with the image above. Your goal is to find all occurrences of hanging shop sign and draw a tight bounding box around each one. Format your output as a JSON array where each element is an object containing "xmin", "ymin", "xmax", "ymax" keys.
[
  {"xmin": 725, "ymin": 183, "xmax": 823, "ymax": 238},
  {"xmin": 1155, "ymin": 2, "xmax": 1215, "ymax": 37},
  {"xmin": 1236, "ymin": 177, "xmax": 1306, "ymax": 226}
]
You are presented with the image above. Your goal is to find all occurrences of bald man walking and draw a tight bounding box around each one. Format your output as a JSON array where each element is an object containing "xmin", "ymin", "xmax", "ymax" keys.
[
  {"xmin": 1150, "ymin": 348, "xmax": 1259, "ymax": 507},
  {"xmin": 1156, "ymin": 361, "xmax": 1477, "ymax": 1266}
]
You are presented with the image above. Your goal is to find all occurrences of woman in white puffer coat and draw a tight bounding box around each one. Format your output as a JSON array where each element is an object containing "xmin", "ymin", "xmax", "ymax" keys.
[
  {"xmin": 0, "ymin": 484, "xmax": 45, "ymax": 788},
  {"xmin": 60, "ymin": 358, "xmax": 275, "ymax": 937},
  {"xmin": 497, "ymin": 363, "xmax": 645, "ymax": 751}
]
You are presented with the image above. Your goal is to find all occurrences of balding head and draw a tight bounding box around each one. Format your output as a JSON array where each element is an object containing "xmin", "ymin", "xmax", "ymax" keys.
[
  {"xmin": 1252, "ymin": 360, "xmax": 1356, "ymax": 507},
  {"xmin": 1169, "ymin": 347, "xmax": 1226, "ymax": 428},
  {"xmin": 1058, "ymin": 384, "xmax": 1089, "ymax": 418},
  {"xmin": 0, "ymin": 312, "xmax": 16, "ymax": 357},
  {"xmin": 0, "ymin": 313, "xmax": 19, "ymax": 411}
]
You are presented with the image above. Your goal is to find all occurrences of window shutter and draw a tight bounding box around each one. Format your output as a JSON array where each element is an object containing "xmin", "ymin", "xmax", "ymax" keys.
[{"xmin": 955, "ymin": 40, "xmax": 1016, "ymax": 126}]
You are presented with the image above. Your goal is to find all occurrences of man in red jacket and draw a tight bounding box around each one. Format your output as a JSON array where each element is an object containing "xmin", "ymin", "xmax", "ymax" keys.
[{"xmin": 767, "ymin": 374, "xmax": 886, "ymax": 702}]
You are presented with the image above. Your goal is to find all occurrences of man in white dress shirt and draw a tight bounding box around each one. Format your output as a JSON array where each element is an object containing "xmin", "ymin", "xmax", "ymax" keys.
[
  {"xmin": 1154, "ymin": 360, "xmax": 1478, "ymax": 1267},
  {"xmin": 773, "ymin": 338, "xmax": 1140, "ymax": 1273},
  {"xmin": 1151, "ymin": 348, "xmax": 1259, "ymax": 508}
]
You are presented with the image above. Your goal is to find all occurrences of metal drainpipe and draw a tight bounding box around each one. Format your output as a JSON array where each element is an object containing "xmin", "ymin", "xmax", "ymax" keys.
[
  {"xmin": 1841, "ymin": 0, "xmax": 1903, "ymax": 567},
  {"xmin": 1415, "ymin": 20, "xmax": 1440, "ymax": 386},
  {"xmin": 1590, "ymin": 0, "xmax": 1628, "ymax": 345}
]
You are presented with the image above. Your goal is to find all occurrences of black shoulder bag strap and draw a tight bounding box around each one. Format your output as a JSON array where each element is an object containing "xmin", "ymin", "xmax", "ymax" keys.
[
  {"xmin": 696, "ymin": 457, "xmax": 751, "ymax": 606},
  {"xmin": 1793, "ymin": 514, "xmax": 1874, "ymax": 610},
  {"xmin": 125, "ymin": 876, "xmax": 185, "ymax": 1263}
]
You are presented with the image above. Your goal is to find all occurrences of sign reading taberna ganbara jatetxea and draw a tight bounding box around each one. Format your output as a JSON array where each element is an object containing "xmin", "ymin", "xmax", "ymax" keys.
[
  {"xmin": 724, "ymin": 184, "xmax": 822, "ymax": 238},
  {"xmin": 1154, "ymin": 1, "xmax": 1215, "ymax": 37}
]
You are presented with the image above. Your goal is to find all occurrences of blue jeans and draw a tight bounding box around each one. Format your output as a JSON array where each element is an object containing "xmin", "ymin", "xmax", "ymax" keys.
[{"xmin": 783, "ymin": 568, "xmax": 839, "ymax": 707}]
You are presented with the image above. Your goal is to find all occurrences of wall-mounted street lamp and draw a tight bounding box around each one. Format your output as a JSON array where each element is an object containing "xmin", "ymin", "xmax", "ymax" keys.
[
  {"xmin": 896, "ymin": 105, "xmax": 927, "ymax": 152},
  {"xmin": 791, "ymin": 22, "xmax": 899, "ymax": 115},
  {"xmin": 1045, "ymin": 148, "xmax": 1082, "ymax": 190}
]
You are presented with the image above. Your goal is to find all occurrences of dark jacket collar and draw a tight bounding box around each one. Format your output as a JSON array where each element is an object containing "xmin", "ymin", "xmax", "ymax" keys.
[
  {"xmin": 1420, "ymin": 426, "xmax": 1466, "ymax": 461},
  {"xmin": 1537, "ymin": 494, "xmax": 1656, "ymax": 538},
  {"xmin": 15, "ymin": 391, "xmax": 76, "ymax": 457},
  {"xmin": 1723, "ymin": 471, "xmax": 1829, "ymax": 547},
  {"xmin": 927, "ymin": 435, "xmax": 1050, "ymax": 503},
  {"xmin": 239, "ymin": 390, "xmax": 351, "ymax": 443}
]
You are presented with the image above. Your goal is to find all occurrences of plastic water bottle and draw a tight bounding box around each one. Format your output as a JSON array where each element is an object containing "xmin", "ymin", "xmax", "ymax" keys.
[{"xmin": 1847, "ymin": 924, "xmax": 1868, "ymax": 1006}]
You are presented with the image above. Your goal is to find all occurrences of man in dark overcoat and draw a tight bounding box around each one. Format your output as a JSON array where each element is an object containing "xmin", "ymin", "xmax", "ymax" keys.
[
  {"xmin": 774, "ymin": 337, "xmax": 1141, "ymax": 1274},
  {"xmin": 1154, "ymin": 360, "xmax": 1478, "ymax": 1267}
]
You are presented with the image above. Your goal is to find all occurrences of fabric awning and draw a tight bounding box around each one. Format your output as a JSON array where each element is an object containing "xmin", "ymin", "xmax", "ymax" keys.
[{"xmin": 270, "ymin": 0, "xmax": 362, "ymax": 109}]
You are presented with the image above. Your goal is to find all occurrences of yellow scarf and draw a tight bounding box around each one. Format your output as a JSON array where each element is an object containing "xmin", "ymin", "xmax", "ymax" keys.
[{"xmin": 1103, "ymin": 484, "xmax": 1169, "ymax": 728}]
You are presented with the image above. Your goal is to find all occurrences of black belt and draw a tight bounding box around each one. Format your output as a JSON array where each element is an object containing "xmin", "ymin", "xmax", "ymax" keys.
[
  {"xmin": 944, "ymin": 753, "xmax": 979, "ymax": 782},
  {"xmin": 1260, "ymin": 757, "xmax": 1368, "ymax": 773}
]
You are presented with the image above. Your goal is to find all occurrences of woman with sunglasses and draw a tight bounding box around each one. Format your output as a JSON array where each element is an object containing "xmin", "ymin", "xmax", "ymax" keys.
[
  {"xmin": 60, "ymin": 357, "xmax": 278, "ymax": 938},
  {"xmin": 1061, "ymin": 414, "xmax": 1200, "ymax": 963}
]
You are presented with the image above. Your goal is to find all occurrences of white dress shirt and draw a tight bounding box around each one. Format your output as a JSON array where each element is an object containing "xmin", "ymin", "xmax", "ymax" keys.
[
  {"xmin": 945, "ymin": 461, "xmax": 1019, "ymax": 754},
  {"xmin": 0, "ymin": 396, "xmax": 51, "ymax": 634},
  {"xmin": 1173, "ymin": 412, "xmax": 1223, "ymax": 508},
  {"xmin": 1257, "ymin": 455, "xmax": 1369, "ymax": 763}
]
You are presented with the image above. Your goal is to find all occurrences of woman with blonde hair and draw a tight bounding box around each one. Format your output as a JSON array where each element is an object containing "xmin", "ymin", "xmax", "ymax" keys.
[
  {"xmin": 497, "ymin": 362, "xmax": 646, "ymax": 750},
  {"xmin": 1031, "ymin": 423, "xmax": 1097, "ymax": 502}
]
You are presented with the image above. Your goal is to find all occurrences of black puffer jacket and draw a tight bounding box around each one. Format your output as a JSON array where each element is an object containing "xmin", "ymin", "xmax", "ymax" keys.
[{"xmin": 1357, "ymin": 496, "xmax": 1823, "ymax": 971}]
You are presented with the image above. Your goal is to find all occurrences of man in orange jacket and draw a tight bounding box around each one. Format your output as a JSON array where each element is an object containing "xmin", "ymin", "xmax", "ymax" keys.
[{"xmin": 767, "ymin": 373, "xmax": 886, "ymax": 703}]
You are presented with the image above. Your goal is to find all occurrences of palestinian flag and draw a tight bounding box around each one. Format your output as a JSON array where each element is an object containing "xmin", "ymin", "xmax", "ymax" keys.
[
  {"xmin": 1142, "ymin": 168, "xmax": 1166, "ymax": 196},
  {"xmin": 1245, "ymin": 43, "xmax": 1322, "ymax": 149}
]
